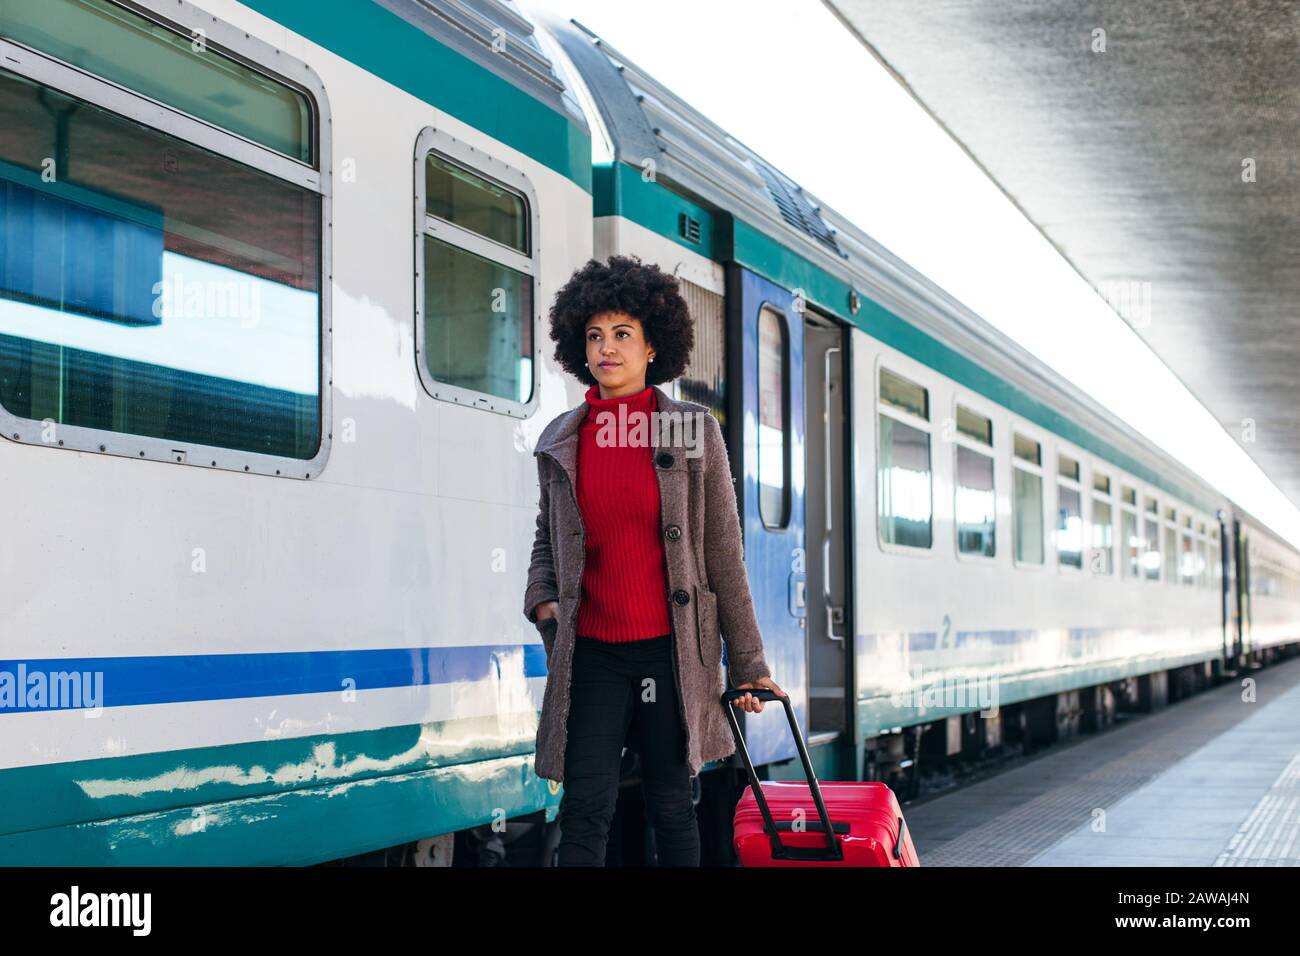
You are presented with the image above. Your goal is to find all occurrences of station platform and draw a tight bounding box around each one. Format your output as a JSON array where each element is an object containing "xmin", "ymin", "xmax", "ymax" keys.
[{"xmin": 904, "ymin": 655, "xmax": 1300, "ymax": 866}]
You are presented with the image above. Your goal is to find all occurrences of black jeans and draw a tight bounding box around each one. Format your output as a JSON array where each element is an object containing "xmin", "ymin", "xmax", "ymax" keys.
[{"xmin": 556, "ymin": 633, "xmax": 700, "ymax": 866}]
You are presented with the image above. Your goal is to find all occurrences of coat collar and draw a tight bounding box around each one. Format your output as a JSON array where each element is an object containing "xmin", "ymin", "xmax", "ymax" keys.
[{"xmin": 534, "ymin": 383, "xmax": 692, "ymax": 486}]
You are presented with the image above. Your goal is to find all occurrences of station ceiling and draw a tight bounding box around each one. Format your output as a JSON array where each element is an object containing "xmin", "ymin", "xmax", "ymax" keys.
[{"xmin": 825, "ymin": 0, "xmax": 1300, "ymax": 510}]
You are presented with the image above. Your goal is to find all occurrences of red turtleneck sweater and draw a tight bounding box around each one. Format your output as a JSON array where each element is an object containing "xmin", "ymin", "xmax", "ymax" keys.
[{"xmin": 574, "ymin": 383, "xmax": 672, "ymax": 642}]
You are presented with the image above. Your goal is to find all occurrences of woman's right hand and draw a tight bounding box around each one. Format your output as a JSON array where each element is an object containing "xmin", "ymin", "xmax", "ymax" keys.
[{"xmin": 535, "ymin": 600, "xmax": 560, "ymax": 623}]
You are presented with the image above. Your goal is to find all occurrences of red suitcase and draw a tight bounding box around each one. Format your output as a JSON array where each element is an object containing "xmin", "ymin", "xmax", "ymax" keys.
[{"xmin": 722, "ymin": 689, "xmax": 921, "ymax": 866}]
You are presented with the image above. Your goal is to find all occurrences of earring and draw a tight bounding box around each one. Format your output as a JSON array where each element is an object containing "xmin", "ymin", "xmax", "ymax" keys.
[{"xmin": 649, "ymin": 356, "xmax": 655, "ymax": 363}]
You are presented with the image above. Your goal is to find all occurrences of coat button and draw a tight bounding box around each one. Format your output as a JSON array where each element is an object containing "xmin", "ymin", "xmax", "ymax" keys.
[
  {"xmin": 665, "ymin": 524, "xmax": 681, "ymax": 540},
  {"xmin": 672, "ymin": 589, "xmax": 690, "ymax": 606},
  {"xmin": 656, "ymin": 452, "xmax": 674, "ymax": 468}
]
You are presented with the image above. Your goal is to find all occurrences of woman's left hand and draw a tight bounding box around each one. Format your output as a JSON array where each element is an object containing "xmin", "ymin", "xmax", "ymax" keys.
[{"xmin": 730, "ymin": 676, "xmax": 785, "ymax": 713}]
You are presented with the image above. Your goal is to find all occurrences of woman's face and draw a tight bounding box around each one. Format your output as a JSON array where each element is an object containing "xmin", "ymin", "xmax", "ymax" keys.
[{"xmin": 585, "ymin": 310, "xmax": 655, "ymax": 396}]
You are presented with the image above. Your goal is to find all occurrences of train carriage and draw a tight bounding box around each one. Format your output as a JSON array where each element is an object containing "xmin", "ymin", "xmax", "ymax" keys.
[
  {"xmin": 0, "ymin": 0, "xmax": 591, "ymax": 864},
  {"xmin": 0, "ymin": 0, "xmax": 1296, "ymax": 865}
]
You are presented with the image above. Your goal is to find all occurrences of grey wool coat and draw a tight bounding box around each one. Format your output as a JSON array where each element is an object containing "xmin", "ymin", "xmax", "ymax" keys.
[{"xmin": 522, "ymin": 384, "xmax": 773, "ymax": 783}]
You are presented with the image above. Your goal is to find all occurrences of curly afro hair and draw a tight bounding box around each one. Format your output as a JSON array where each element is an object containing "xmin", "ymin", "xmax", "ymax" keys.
[{"xmin": 548, "ymin": 253, "xmax": 694, "ymax": 387}]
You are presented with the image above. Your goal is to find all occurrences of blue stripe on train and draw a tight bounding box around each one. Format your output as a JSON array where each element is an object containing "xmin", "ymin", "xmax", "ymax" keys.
[{"xmin": 0, "ymin": 644, "xmax": 548, "ymax": 714}]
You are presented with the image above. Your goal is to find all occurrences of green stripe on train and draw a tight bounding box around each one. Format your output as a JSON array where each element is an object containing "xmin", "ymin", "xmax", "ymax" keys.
[
  {"xmin": 0, "ymin": 750, "xmax": 559, "ymax": 866},
  {"xmin": 0, "ymin": 713, "xmax": 559, "ymax": 862},
  {"xmin": 240, "ymin": 0, "xmax": 591, "ymax": 192},
  {"xmin": 594, "ymin": 159, "xmax": 1218, "ymax": 514}
]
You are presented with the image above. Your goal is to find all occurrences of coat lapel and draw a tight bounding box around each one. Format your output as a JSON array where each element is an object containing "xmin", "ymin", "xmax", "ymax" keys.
[{"xmin": 535, "ymin": 384, "xmax": 688, "ymax": 489}]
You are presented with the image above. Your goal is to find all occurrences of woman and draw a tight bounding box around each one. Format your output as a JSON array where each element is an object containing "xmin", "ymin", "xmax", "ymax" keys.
[{"xmin": 523, "ymin": 253, "xmax": 785, "ymax": 867}]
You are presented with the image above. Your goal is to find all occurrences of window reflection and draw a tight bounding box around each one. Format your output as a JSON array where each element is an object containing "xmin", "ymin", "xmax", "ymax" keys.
[
  {"xmin": 956, "ymin": 445, "xmax": 994, "ymax": 556},
  {"xmin": 1091, "ymin": 498, "xmax": 1113, "ymax": 574},
  {"xmin": 1057, "ymin": 485, "xmax": 1083, "ymax": 568},
  {"xmin": 878, "ymin": 414, "xmax": 932, "ymax": 547},
  {"xmin": 1014, "ymin": 468, "xmax": 1044, "ymax": 563},
  {"xmin": 0, "ymin": 70, "xmax": 320, "ymax": 458},
  {"xmin": 757, "ymin": 306, "xmax": 787, "ymax": 528},
  {"xmin": 422, "ymin": 238, "xmax": 532, "ymax": 404}
]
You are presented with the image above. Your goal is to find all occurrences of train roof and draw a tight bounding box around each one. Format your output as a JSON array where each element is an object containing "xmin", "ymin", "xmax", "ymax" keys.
[
  {"xmin": 235, "ymin": 0, "xmax": 590, "ymax": 187},
  {"xmin": 528, "ymin": 9, "xmax": 853, "ymax": 271},
  {"xmin": 528, "ymin": 8, "xmax": 1245, "ymax": 522},
  {"xmin": 372, "ymin": 0, "xmax": 586, "ymax": 130}
]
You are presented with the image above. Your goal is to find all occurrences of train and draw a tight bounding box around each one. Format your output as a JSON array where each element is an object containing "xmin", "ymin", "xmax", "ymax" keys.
[{"xmin": 0, "ymin": 0, "xmax": 1296, "ymax": 866}]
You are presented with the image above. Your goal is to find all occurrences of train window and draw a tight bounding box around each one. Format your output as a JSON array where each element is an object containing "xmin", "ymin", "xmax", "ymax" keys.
[
  {"xmin": 878, "ymin": 367, "xmax": 931, "ymax": 548},
  {"xmin": 1180, "ymin": 530, "xmax": 1197, "ymax": 585},
  {"xmin": 1163, "ymin": 523, "xmax": 1178, "ymax": 583},
  {"xmin": 1091, "ymin": 498, "xmax": 1114, "ymax": 574},
  {"xmin": 1013, "ymin": 432, "xmax": 1041, "ymax": 466},
  {"xmin": 2, "ymin": 0, "xmax": 315, "ymax": 163},
  {"xmin": 1057, "ymin": 487, "xmax": 1083, "ymax": 568},
  {"xmin": 1012, "ymin": 432, "xmax": 1044, "ymax": 564},
  {"xmin": 425, "ymin": 154, "xmax": 528, "ymax": 253},
  {"xmin": 954, "ymin": 405, "xmax": 994, "ymax": 556},
  {"xmin": 0, "ymin": 6, "xmax": 328, "ymax": 474},
  {"xmin": 1122, "ymin": 507, "xmax": 1141, "ymax": 579},
  {"xmin": 1142, "ymin": 496, "xmax": 1161, "ymax": 580},
  {"xmin": 956, "ymin": 404, "xmax": 991, "ymax": 445},
  {"xmin": 1056, "ymin": 456, "xmax": 1083, "ymax": 569},
  {"xmin": 1090, "ymin": 478, "xmax": 1114, "ymax": 575},
  {"xmin": 878, "ymin": 416, "xmax": 932, "ymax": 548},
  {"xmin": 880, "ymin": 367, "xmax": 929, "ymax": 420},
  {"xmin": 1211, "ymin": 528, "xmax": 1223, "ymax": 585},
  {"xmin": 1197, "ymin": 522, "xmax": 1209, "ymax": 587},
  {"xmin": 955, "ymin": 455, "xmax": 994, "ymax": 557},
  {"xmin": 758, "ymin": 306, "xmax": 790, "ymax": 529},
  {"xmin": 415, "ymin": 129, "xmax": 538, "ymax": 415},
  {"xmin": 1249, "ymin": 555, "xmax": 1273, "ymax": 597}
]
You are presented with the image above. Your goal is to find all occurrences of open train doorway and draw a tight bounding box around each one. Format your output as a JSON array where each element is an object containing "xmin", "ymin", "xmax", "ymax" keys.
[{"xmin": 803, "ymin": 309, "xmax": 850, "ymax": 745}]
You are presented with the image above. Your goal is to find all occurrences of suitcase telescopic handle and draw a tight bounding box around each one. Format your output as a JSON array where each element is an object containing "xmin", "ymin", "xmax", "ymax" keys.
[{"xmin": 721, "ymin": 689, "xmax": 844, "ymax": 862}]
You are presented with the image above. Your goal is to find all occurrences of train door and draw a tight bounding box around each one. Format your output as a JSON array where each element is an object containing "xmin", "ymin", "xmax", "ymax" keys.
[
  {"xmin": 1219, "ymin": 515, "xmax": 1237, "ymax": 666},
  {"xmin": 725, "ymin": 265, "xmax": 805, "ymax": 768},
  {"xmin": 1236, "ymin": 522, "xmax": 1253, "ymax": 661},
  {"xmin": 803, "ymin": 310, "xmax": 850, "ymax": 752}
]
